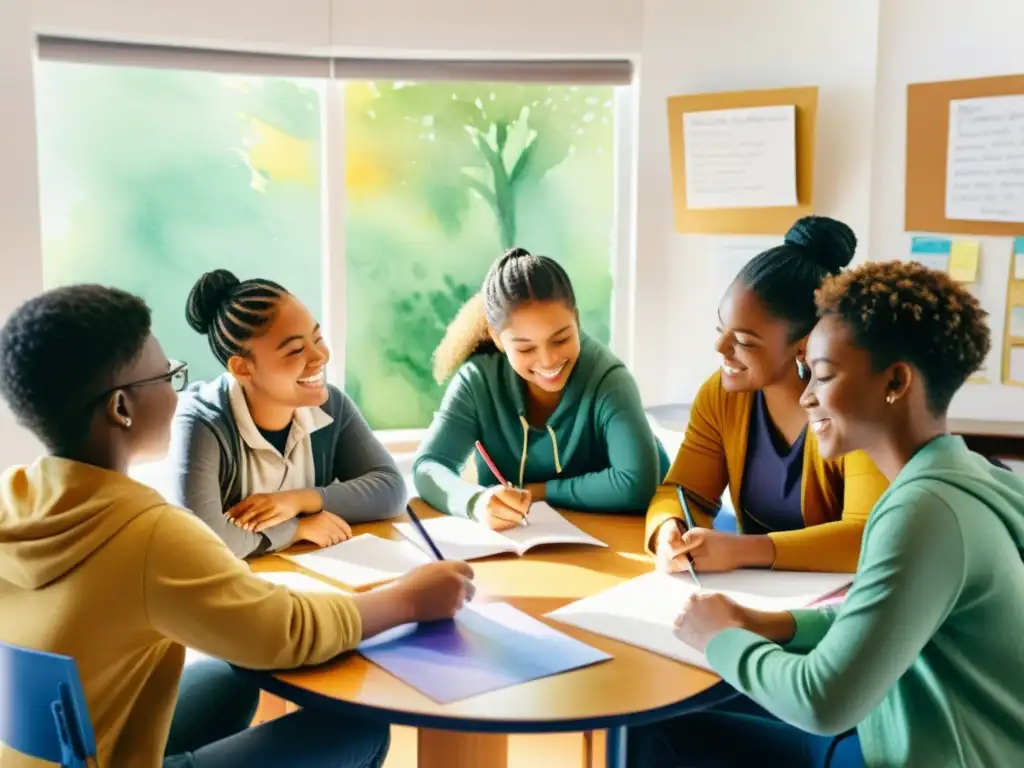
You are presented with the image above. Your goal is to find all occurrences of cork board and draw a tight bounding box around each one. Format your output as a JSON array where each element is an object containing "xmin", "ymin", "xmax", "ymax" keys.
[
  {"xmin": 666, "ymin": 86, "xmax": 818, "ymax": 235},
  {"xmin": 1004, "ymin": 243, "xmax": 1024, "ymax": 387},
  {"xmin": 906, "ymin": 74, "xmax": 1024, "ymax": 236}
]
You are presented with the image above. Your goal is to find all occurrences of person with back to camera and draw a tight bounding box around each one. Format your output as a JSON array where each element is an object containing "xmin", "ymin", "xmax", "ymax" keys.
[
  {"xmin": 628, "ymin": 260, "xmax": 1024, "ymax": 767},
  {"xmin": 168, "ymin": 269, "xmax": 406, "ymax": 559},
  {"xmin": 0, "ymin": 283, "xmax": 474, "ymax": 767},
  {"xmin": 646, "ymin": 216, "xmax": 889, "ymax": 575},
  {"xmin": 414, "ymin": 247, "xmax": 670, "ymax": 528}
]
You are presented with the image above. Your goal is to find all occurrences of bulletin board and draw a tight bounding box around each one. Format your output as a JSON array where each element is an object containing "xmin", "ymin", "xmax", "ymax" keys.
[
  {"xmin": 666, "ymin": 86, "xmax": 818, "ymax": 235},
  {"xmin": 906, "ymin": 74, "xmax": 1024, "ymax": 236}
]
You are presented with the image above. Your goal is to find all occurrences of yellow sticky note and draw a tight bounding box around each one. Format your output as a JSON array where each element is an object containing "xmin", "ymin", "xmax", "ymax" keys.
[{"xmin": 949, "ymin": 241, "xmax": 980, "ymax": 283}]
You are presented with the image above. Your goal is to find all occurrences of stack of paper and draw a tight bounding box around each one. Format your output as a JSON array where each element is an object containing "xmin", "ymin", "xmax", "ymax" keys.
[
  {"xmin": 548, "ymin": 569, "xmax": 851, "ymax": 672},
  {"xmin": 257, "ymin": 570, "xmax": 345, "ymax": 593},
  {"xmin": 284, "ymin": 534, "xmax": 430, "ymax": 588},
  {"xmin": 395, "ymin": 502, "xmax": 606, "ymax": 561}
]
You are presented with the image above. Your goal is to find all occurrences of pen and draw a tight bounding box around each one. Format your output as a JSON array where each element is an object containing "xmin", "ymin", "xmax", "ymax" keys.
[
  {"xmin": 674, "ymin": 485, "xmax": 702, "ymax": 588},
  {"xmin": 404, "ymin": 504, "xmax": 476, "ymax": 603},
  {"xmin": 474, "ymin": 440, "xmax": 529, "ymax": 527},
  {"xmin": 405, "ymin": 504, "xmax": 446, "ymax": 561}
]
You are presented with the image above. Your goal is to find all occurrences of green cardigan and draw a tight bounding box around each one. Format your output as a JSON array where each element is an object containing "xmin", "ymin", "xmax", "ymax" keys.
[
  {"xmin": 413, "ymin": 333, "xmax": 669, "ymax": 516},
  {"xmin": 707, "ymin": 435, "xmax": 1024, "ymax": 767}
]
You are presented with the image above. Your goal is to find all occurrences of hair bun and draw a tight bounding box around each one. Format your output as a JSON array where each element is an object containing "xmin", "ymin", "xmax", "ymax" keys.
[
  {"xmin": 784, "ymin": 216, "xmax": 857, "ymax": 274},
  {"xmin": 185, "ymin": 269, "xmax": 240, "ymax": 335}
]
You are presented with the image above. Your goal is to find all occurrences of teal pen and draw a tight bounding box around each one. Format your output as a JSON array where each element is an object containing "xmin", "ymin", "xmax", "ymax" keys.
[{"xmin": 674, "ymin": 485, "xmax": 702, "ymax": 587}]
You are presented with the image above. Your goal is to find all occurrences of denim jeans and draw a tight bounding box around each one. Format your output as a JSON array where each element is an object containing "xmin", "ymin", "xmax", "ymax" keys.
[
  {"xmin": 626, "ymin": 693, "xmax": 865, "ymax": 768},
  {"xmin": 162, "ymin": 659, "xmax": 390, "ymax": 768}
]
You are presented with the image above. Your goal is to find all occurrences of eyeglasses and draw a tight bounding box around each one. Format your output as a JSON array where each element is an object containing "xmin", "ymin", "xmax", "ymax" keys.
[{"xmin": 85, "ymin": 361, "xmax": 189, "ymax": 409}]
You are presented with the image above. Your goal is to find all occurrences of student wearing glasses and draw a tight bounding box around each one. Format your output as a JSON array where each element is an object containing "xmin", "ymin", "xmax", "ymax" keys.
[
  {"xmin": 630, "ymin": 261, "xmax": 1024, "ymax": 767},
  {"xmin": 646, "ymin": 217, "xmax": 888, "ymax": 575},
  {"xmin": 0, "ymin": 284, "xmax": 474, "ymax": 766},
  {"xmin": 168, "ymin": 270, "xmax": 405, "ymax": 558}
]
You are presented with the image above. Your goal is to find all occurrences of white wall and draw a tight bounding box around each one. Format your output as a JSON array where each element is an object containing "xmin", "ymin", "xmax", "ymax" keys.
[
  {"xmin": 0, "ymin": 1, "xmax": 44, "ymax": 467},
  {"xmin": 632, "ymin": 0, "xmax": 881, "ymax": 407},
  {"xmin": 870, "ymin": 0, "xmax": 1024, "ymax": 420}
]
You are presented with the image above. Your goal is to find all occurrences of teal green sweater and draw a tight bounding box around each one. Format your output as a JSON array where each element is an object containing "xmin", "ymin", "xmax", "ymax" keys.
[
  {"xmin": 413, "ymin": 333, "xmax": 668, "ymax": 516},
  {"xmin": 707, "ymin": 435, "xmax": 1024, "ymax": 767}
]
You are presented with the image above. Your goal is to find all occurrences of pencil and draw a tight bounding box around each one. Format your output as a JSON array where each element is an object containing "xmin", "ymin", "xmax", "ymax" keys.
[
  {"xmin": 405, "ymin": 504, "xmax": 446, "ymax": 561},
  {"xmin": 674, "ymin": 485, "xmax": 702, "ymax": 588},
  {"xmin": 474, "ymin": 440, "xmax": 529, "ymax": 527}
]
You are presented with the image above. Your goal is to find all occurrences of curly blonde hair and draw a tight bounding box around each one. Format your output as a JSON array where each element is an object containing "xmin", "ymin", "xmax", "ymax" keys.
[
  {"xmin": 432, "ymin": 248, "xmax": 577, "ymax": 383},
  {"xmin": 815, "ymin": 259, "xmax": 991, "ymax": 413}
]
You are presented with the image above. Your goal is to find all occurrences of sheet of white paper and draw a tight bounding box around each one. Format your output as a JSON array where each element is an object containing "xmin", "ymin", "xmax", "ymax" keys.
[
  {"xmin": 395, "ymin": 517, "xmax": 517, "ymax": 562},
  {"xmin": 946, "ymin": 95, "xmax": 1024, "ymax": 223},
  {"xmin": 500, "ymin": 502, "xmax": 608, "ymax": 552},
  {"xmin": 1016, "ymin": 254, "xmax": 1024, "ymax": 281},
  {"xmin": 548, "ymin": 570, "xmax": 851, "ymax": 671},
  {"xmin": 286, "ymin": 534, "xmax": 429, "ymax": 588},
  {"xmin": 683, "ymin": 105, "xmax": 797, "ymax": 210},
  {"xmin": 257, "ymin": 570, "xmax": 346, "ymax": 593}
]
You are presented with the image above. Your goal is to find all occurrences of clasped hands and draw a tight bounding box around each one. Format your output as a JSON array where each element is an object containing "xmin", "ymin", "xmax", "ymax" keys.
[{"xmin": 225, "ymin": 489, "xmax": 352, "ymax": 547}]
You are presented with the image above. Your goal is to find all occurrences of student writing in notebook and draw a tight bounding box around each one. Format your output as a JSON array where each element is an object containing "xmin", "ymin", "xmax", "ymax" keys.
[
  {"xmin": 168, "ymin": 270, "xmax": 405, "ymax": 558},
  {"xmin": 646, "ymin": 217, "xmax": 889, "ymax": 574},
  {"xmin": 0, "ymin": 285, "xmax": 474, "ymax": 767},
  {"xmin": 413, "ymin": 248, "xmax": 669, "ymax": 529},
  {"xmin": 630, "ymin": 261, "xmax": 1024, "ymax": 767}
]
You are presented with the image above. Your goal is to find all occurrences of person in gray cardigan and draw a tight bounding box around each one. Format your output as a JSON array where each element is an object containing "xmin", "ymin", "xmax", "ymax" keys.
[{"xmin": 168, "ymin": 269, "xmax": 405, "ymax": 559}]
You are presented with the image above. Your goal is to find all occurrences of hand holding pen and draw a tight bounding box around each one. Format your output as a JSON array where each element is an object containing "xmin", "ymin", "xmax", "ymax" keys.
[
  {"xmin": 474, "ymin": 441, "xmax": 531, "ymax": 529},
  {"xmin": 663, "ymin": 487, "xmax": 704, "ymax": 589}
]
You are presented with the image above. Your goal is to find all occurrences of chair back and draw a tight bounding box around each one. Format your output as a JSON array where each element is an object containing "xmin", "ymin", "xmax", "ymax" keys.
[{"xmin": 0, "ymin": 642, "xmax": 96, "ymax": 767}]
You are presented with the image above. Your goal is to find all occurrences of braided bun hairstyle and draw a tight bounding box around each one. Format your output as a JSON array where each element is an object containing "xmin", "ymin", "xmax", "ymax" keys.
[
  {"xmin": 737, "ymin": 215, "xmax": 857, "ymax": 342},
  {"xmin": 185, "ymin": 269, "xmax": 288, "ymax": 366},
  {"xmin": 432, "ymin": 248, "xmax": 577, "ymax": 383}
]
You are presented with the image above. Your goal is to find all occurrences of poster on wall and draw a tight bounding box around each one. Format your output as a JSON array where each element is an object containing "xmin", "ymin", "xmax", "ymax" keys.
[
  {"xmin": 683, "ymin": 105, "xmax": 797, "ymax": 209},
  {"xmin": 945, "ymin": 94, "xmax": 1024, "ymax": 223}
]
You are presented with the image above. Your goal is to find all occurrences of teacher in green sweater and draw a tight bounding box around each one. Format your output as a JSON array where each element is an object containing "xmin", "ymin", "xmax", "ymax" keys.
[
  {"xmin": 413, "ymin": 247, "xmax": 668, "ymax": 528},
  {"xmin": 629, "ymin": 261, "xmax": 1024, "ymax": 767}
]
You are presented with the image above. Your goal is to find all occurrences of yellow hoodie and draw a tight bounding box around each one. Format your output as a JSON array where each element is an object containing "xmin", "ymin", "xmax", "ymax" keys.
[{"xmin": 0, "ymin": 458, "xmax": 363, "ymax": 767}]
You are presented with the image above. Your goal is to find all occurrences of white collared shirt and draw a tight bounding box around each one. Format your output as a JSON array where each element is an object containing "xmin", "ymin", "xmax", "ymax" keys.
[{"xmin": 227, "ymin": 378, "xmax": 334, "ymax": 498}]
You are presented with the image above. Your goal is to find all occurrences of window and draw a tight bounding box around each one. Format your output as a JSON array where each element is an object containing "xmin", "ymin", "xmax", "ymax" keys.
[
  {"xmin": 35, "ymin": 58, "xmax": 619, "ymax": 431},
  {"xmin": 344, "ymin": 81, "xmax": 616, "ymax": 428},
  {"xmin": 36, "ymin": 62, "xmax": 325, "ymax": 386}
]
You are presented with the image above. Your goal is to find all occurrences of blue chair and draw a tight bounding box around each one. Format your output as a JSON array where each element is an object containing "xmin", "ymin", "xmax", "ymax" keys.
[{"xmin": 0, "ymin": 642, "xmax": 96, "ymax": 767}]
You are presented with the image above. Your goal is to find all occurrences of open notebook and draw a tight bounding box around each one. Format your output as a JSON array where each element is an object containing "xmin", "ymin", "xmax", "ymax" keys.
[
  {"xmin": 394, "ymin": 502, "xmax": 607, "ymax": 561},
  {"xmin": 548, "ymin": 569, "xmax": 852, "ymax": 672},
  {"xmin": 284, "ymin": 534, "xmax": 431, "ymax": 589}
]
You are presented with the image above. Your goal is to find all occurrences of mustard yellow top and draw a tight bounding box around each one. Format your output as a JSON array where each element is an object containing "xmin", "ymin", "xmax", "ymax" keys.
[{"xmin": 645, "ymin": 371, "xmax": 889, "ymax": 572}]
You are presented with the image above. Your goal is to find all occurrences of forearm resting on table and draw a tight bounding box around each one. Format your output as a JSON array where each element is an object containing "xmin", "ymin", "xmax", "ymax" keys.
[
  {"xmin": 743, "ymin": 608, "xmax": 796, "ymax": 644},
  {"xmin": 351, "ymin": 586, "xmax": 414, "ymax": 639}
]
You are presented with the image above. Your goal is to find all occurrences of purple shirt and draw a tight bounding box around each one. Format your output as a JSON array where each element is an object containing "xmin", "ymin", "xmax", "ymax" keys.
[{"xmin": 739, "ymin": 391, "xmax": 807, "ymax": 534}]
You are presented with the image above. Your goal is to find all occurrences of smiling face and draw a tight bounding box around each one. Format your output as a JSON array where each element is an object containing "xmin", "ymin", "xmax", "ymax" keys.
[
  {"xmin": 227, "ymin": 294, "xmax": 330, "ymax": 410},
  {"xmin": 799, "ymin": 314, "xmax": 893, "ymax": 459},
  {"xmin": 494, "ymin": 301, "xmax": 581, "ymax": 396},
  {"xmin": 714, "ymin": 281, "xmax": 803, "ymax": 393}
]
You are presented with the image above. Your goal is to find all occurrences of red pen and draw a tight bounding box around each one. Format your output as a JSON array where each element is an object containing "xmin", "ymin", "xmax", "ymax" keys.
[{"xmin": 474, "ymin": 440, "xmax": 529, "ymax": 526}]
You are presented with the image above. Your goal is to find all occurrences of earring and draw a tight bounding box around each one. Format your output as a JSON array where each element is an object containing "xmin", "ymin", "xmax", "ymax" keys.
[
  {"xmin": 122, "ymin": 417, "xmax": 133, "ymax": 429},
  {"xmin": 885, "ymin": 393, "xmax": 896, "ymax": 405},
  {"xmin": 796, "ymin": 358, "xmax": 809, "ymax": 382}
]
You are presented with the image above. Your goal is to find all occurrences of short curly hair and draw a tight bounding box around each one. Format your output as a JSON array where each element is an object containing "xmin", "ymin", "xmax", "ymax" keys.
[
  {"xmin": 0, "ymin": 285, "xmax": 152, "ymax": 453},
  {"xmin": 815, "ymin": 260, "xmax": 991, "ymax": 414}
]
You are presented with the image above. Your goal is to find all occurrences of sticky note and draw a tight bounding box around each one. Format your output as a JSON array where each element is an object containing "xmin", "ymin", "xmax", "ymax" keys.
[
  {"xmin": 1015, "ymin": 237, "xmax": 1024, "ymax": 281},
  {"xmin": 910, "ymin": 236, "xmax": 952, "ymax": 272},
  {"xmin": 949, "ymin": 241, "xmax": 980, "ymax": 283}
]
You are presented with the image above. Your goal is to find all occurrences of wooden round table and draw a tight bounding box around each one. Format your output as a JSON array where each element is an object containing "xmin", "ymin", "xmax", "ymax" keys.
[{"xmin": 244, "ymin": 501, "xmax": 730, "ymax": 768}]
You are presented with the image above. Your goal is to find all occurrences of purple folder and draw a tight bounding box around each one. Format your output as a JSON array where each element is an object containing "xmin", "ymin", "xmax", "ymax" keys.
[{"xmin": 358, "ymin": 602, "xmax": 611, "ymax": 704}]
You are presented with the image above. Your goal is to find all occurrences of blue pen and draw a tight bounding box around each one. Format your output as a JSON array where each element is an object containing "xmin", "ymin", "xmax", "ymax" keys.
[
  {"xmin": 674, "ymin": 486, "xmax": 702, "ymax": 587},
  {"xmin": 405, "ymin": 504, "xmax": 445, "ymax": 561},
  {"xmin": 404, "ymin": 504, "xmax": 476, "ymax": 603}
]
